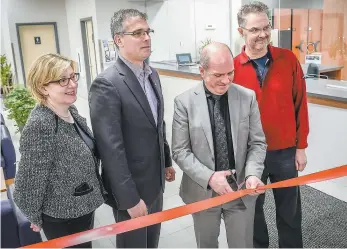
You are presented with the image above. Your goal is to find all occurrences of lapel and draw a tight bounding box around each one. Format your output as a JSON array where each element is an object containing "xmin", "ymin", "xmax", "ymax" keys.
[
  {"xmin": 227, "ymin": 84, "xmax": 240, "ymax": 160},
  {"xmin": 149, "ymin": 71, "xmax": 163, "ymax": 127},
  {"xmin": 115, "ymin": 58, "xmax": 156, "ymax": 129},
  {"xmin": 69, "ymin": 106, "xmax": 94, "ymax": 141},
  {"xmin": 193, "ymin": 83, "xmax": 214, "ymax": 156}
]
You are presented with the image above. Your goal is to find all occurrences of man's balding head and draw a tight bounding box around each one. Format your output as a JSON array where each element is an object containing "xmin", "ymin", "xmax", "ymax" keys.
[
  {"xmin": 200, "ymin": 42, "xmax": 234, "ymax": 70},
  {"xmin": 199, "ymin": 42, "xmax": 235, "ymax": 95}
]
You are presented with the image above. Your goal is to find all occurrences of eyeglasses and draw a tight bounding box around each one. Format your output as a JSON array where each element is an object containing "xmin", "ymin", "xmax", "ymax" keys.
[
  {"xmin": 117, "ymin": 29, "xmax": 154, "ymax": 39},
  {"xmin": 240, "ymin": 24, "xmax": 272, "ymax": 35},
  {"xmin": 47, "ymin": 73, "xmax": 80, "ymax": 87}
]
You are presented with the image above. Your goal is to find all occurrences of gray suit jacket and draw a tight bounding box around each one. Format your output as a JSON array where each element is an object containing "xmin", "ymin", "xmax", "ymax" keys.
[
  {"xmin": 171, "ymin": 83, "xmax": 266, "ymax": 207},
  {"xmin": 89, "ymin": 58, "xmax": 172, "ymax": 211}
]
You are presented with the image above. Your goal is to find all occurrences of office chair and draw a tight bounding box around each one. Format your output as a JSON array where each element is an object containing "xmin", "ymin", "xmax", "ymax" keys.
[{"xmin": 303, "ymin": 63, "xmax": 328, "ymax": 79}]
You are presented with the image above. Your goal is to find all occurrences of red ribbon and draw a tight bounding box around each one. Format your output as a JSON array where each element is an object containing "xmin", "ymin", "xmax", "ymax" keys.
[{"xmin": 22, "ymin": 165, "xmax": 347, "ymax": 248}]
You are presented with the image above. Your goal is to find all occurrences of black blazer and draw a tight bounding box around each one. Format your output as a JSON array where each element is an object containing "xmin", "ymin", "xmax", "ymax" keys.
[{"xmin": 89, "ymin": 58, "xmax": 172, "ymax": 210}]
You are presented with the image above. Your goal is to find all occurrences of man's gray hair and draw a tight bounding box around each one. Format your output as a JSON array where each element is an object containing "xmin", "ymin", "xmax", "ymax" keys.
[
  {"xmin": 110, "ymin": 9, "xmax": 147, "ymax": 43},
  {"xmin": 237, "ymin": 1, "xmax": 270, "ymax": 28}
]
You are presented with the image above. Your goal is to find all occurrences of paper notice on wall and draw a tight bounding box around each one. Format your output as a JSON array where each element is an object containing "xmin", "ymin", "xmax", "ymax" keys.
[
  {"xmin": 76, "ymin": 48, "xmax": 84, "ymax": 77},
  {"xmin": 305, "ymin": 54, "xmax": 322, "ymax": 65}
]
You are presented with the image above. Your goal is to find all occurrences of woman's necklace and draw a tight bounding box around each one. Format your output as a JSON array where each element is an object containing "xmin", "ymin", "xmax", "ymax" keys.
[
  {"xmin": 55, "ymin": 110, "xmax": 73, "ymax": 123},
  {"xmin": 47, "ymin": 102, "xmax": 71, "ymax": 120},
  {"xmin": 56, "ymin": 111, "xmax": 71, "ymax": 119}
]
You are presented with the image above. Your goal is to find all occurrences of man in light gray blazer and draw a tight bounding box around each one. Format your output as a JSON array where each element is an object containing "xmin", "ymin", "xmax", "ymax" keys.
[{"xmin": 172, "ymin": 42, "xmax": 267, "ymax": 248}]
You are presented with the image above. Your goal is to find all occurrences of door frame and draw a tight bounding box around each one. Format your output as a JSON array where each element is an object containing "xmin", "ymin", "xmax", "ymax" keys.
[
  {"xmin": 80, "ymin": 17, "xmax": 98, "ymax": 90},
  {"xmin": 11, "ymin": 43, "xmax": 19, "ymax": 83},
  {"xmin": 16, "ymin": 22, "xmax": 60, "ymax": 86}
]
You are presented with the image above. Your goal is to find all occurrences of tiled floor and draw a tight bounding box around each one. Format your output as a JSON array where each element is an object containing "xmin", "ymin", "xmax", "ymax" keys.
[{"xmin": 1, "ymin": 75, "xmax": 346, "ymax": 248}]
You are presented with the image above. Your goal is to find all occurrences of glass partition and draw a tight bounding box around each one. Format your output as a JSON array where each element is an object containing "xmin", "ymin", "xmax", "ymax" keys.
[{"xmin": 268, "ymin": 0, "xmax": 347, "ymax": 80}]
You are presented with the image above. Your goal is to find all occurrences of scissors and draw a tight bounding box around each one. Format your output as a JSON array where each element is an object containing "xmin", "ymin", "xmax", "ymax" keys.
[{"xmin": 226, "ymin": 169, "xmax": 245, "ymax": 191}]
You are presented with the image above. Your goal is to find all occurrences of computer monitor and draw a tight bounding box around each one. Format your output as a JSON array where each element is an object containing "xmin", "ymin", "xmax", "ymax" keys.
[{"xmin": 176, "ymin": 53, "xmax": 195, "ymax": 66}]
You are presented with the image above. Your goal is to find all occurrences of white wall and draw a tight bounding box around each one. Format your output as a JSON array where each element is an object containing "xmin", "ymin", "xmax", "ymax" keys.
[
  {"xmin": 96, "ymin": 0, "xmax": 232, "ymax": 62},
  {"xmin": 95, "ymin": 0, "xmax": 194, "ymax": 62},
  {"xmin": 146, "ymin": 0, "xmax": 231, "ymax": 62},
  {"xmin": 95, "ymin": 0, "xmax": 144, "ymax": 41},
  {"xmin": 194, "ymin": 0, "xmax": 231, "ymax": 57},
  {"xmin": 65, "ymin": 0, "xmax": 100, "ymax": 101},
  {"xmin": 147, "ymin": 0, "xmax": 196, "ymax": 61},
  {"xmin": 94, "ymin": 0, "xmax": 146, "ymax": 69},
  {"xmin": 95, "ymin": 0, "xmax": 231, "ymax": 62},
  {"xmin": 230, "ymin": 0, "xmax": 244, "ymax": 56},
  {"xmin": 7, "ymin": 0, "xmax": 70, "ymax": 85},
  {"xmin": 1, "ymin": 0, "xmax": 17, "ymax": 82}
]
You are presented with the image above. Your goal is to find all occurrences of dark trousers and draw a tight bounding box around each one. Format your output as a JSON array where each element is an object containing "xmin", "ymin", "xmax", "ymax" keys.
[
  {"xmin": 113, "ymin": 191, "xmax": 163, "ymax": 248},
  {"xmin": 253, "ymin": 147, "xmax": 303, "ymax": 248},
  {"xmin": 42, "ymin": 211, "xmax": 95, "ymax": 248}
]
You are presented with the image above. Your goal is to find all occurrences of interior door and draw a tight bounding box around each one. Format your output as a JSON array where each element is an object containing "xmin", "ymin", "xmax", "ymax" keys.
[
  {"xmin": 273, "ymin": 8, "xmax": 292, "ymax": 50},
  {"xmin": 86, "ymin": 20, "xmax": 97, "ymax": 81},
  {"xmin": 18, "ymin": 23, "xmax": 58, "ymax": 82},
  {"xmin": 273, "ymin": 8, "xmax": 292, "ymax": 31},
  {"xmin": 292, "ymin": 9, "xmax": 309, "ymax": 63},
  {"xmin": 307, "ymin": 10, "xmax": 323, "ymax": 55},
  {"xmin": 81, "ymin": 19, "xmax": 98, "ymax": 90}
]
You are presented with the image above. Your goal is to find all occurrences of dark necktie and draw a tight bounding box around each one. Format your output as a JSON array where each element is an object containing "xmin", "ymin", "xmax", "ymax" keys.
[{"xmin": 212, "ymin": 95, "xmax": 230, "ymax": 173}]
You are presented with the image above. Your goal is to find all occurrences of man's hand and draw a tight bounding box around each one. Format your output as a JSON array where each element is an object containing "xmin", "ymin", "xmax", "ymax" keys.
[
  {"xmin": 30, "ymin": 223, "xmax": 41, "ymax": 232},
  {"xmin": 208, "ymin": 171, "xmax": 233, "ymax": 195},
  {"xmin": 246, "ymin": 176, "xmax": 265, "ymax": 196},
  {"xmin": 295, "ymin": 149, "xmax": 307, "ymax": 172},
  {"xmin": 165, "ymin": 167, "xmax": 176, "ymax": 182},
  {"xmin": 127, "ymin": 199, "xmax": 148, "ymax": 218}
]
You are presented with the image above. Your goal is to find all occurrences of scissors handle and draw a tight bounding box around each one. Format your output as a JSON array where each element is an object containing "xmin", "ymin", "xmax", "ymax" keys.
[{"xmin": 226, "ymin": 170, "xmax": 245, "ymax": 191}]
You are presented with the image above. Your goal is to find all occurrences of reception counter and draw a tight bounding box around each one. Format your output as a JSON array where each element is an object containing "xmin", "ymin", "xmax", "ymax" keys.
[
  {"xmin": 151, "ymin": 61, "xmax": 201, "ymax": 80},
  {"xmin": 301, "ymin": 64, "xmax": 343, "ymax": 80},
  {"xmin": 150, "ymin": 61, "xmax": 347, "ymax": 109},
  {"xmin": 305, "ymin": 79, "xmax": 347, "ymax": 109}
]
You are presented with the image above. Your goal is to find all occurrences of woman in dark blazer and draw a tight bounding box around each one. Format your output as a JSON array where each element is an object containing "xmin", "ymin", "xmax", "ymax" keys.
[{"xmin": 13, "ymin": 53, "xmax": 105, "ymax": 248}]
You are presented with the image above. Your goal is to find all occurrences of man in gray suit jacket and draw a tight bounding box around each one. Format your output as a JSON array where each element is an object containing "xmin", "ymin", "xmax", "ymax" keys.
[
  {"xmin": 89, "ymin": 9, "xmax": 175, "ymax": 248},
  {"xmin": 172, "ymin": 42, "xmax": 267, "ymax": 248}
]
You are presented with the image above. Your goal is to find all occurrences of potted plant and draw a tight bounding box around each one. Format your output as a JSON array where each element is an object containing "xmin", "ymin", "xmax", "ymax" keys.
[
  {"xmin": 198, "ymin": 37, "xmax": 212, "ymax": 57},
  {"xmin": 0, "ymin": 54, "xmax": 13, "ymax": 95},
  {"xmin": 3, "ymin": 86, "xmax": 36, "ymax": 133}
]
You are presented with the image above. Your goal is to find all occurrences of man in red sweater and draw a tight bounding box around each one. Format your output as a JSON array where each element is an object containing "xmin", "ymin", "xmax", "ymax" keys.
[{"xmin": 233, "ymin": 1, "xmax": 309, "ymax": 248}]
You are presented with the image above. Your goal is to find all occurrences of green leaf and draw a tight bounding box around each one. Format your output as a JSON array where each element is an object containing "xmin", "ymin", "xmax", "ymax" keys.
[{"xmin": 4, "ymin": 86, "xmax": 36, "ymax": 130}]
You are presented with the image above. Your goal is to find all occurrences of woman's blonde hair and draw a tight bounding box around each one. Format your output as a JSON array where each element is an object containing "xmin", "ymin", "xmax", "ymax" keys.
[{"xmin": 26, "ymin": 53, "xmax": 76, "ymax": 104}]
